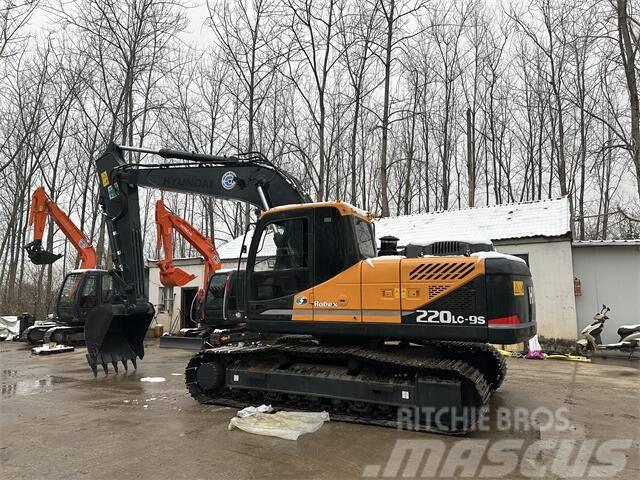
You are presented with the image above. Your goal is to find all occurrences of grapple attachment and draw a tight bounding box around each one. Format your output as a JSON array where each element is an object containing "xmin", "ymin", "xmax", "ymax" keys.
[
  {"xmin": 24, "ymin": 240, "xmax": 63, "ymax": 265},
  {"xmin": 84, "ymin": 304, "xmax": 154, "ymax": 376}
]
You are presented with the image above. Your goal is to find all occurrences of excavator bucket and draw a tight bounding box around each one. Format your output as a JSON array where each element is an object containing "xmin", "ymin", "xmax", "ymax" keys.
[
  {"xmin": 84, "ymin": 304, "xmax": 154, "ymax": 376},
  {"xmin": 159, "ymin": 266, "xmax": 196, "ymax": 287},
  {"xmin": 24, "ymin": 241, "xmax": 62, "ymax": 265}
]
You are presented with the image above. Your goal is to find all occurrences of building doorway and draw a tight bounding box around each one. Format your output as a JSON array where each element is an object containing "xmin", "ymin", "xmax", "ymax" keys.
[{"xmin": 180, "ymin": 287, "xmax": 199, "ymax": 329}]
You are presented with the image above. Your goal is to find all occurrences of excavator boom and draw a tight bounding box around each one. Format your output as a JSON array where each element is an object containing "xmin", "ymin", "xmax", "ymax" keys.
[
  {"xmin": 155, "ymin": 199, "xmax": 222, "ymax": 288},
  {"xmin": 25, "ymin": 187, "xmax": 97, "ymax": 269}
]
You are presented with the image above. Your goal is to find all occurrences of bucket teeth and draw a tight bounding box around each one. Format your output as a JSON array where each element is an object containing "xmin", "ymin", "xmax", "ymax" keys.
[
  {"xmin": 102, "ymin": 363, "xmax": 108, "ymax": 374},
  {"xmin": 122, "ymin": 359, "xmax": 128, "ymax": 371},
  {"xmin": 132, "ymin": 357, "xmax": 137, "ymax": 370},
  {"xmin": 90, "ymin": 363, "xmax": 98, "ymax": 377},
  {"xmin": 112, "ymin": 361, "xmax": 119, "ymax": 373}
]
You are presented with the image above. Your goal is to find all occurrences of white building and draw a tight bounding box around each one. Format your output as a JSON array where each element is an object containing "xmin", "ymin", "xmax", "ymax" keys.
[
  {"xmin": 148, "ymin": 197, "xmax": 640, "ymax": 341},
  {"xmin": 147, "ymin": 257, "xmax": 207, "ymax": 334}
]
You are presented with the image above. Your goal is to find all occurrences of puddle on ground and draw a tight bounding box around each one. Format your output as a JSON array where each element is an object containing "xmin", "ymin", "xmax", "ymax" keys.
[
  {"xmin": 0, "ymin": 375, "xmax": 74, "ymax": 398},
  {"xmin": 1, "ymin": 377, "xmax": 54, "ymax": 398}
]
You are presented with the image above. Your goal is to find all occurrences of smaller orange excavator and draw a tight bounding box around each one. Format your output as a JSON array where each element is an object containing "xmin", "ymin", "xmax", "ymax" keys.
[
  {"xmin": 22, "ymin": 187, "xmax": 100, "ymax": 345},
  {"xmin": 154, "ymin": 199, "xmax": 221, "ymax": 288}
]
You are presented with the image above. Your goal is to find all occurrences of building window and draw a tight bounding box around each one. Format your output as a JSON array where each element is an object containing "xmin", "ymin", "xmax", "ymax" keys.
[
  {"xmin": 513, "ymin": 253, "xmax": 529, "ymax": 266},
  {"xmin": 158, "ymin": 286, "xmax": 174, "ymax": 314}
]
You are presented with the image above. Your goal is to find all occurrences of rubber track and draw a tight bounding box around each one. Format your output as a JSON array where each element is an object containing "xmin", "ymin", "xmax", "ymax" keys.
[
  {"xmin": 416, "ymin": 340, "xmax": 507, "ymax": 391},
  {"xmin": 185, "ymin": 342, "xmax": 491, "ymax": 435}
]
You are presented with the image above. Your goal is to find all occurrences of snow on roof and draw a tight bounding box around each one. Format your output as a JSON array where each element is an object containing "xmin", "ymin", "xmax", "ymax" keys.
[
  {"xmin": 573, "ymin": 239, "xmax": 640, "ymax": 247},
  {"xmin": 375, "ymin": 197, "xmax": 571, "ymax": 246},
  {"xmin": 215, "ymin": 197, "xmax": 571, "ymax": 260},
  {"xmin": 216, "ymin": 228, "xmax": 261, "ymax": 260}
]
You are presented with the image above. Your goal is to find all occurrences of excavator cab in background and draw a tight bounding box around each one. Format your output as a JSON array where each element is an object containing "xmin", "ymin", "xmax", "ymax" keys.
[
  {"xmin": 161, "ymin": 269, "xmax": 252, "ymax": 349},
  {"xmin": 87, "ymin": 144, "xmax": 536, "ymax": 434},
  {"xmin": 22, "ymin": 187, "xmax": 99, "ymax": 345}
]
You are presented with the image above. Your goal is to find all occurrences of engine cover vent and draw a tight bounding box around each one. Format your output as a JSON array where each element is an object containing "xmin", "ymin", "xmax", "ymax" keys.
[{"xmin": 408, "ymin": 262, "xmax": 476, "ymax": 281}]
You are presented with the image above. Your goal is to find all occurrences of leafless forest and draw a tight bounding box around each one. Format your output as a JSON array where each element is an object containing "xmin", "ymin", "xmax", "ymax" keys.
[{"xmin": 0, "ymin": 0, "xmax": 639, "ymax": 317}]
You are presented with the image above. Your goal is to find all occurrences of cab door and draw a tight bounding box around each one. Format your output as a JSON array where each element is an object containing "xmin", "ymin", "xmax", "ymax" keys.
[
  {"xmin": 75, "ymin": 273, "xmax": 99, "ymax": 324},
  {"xmin": 247, "ymin": 209, "xmax": 314, "ymax": 322}
]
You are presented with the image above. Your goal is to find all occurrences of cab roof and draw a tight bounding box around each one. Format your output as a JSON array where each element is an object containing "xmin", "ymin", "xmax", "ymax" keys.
[{"xmin": 261, "ymin": 201, "xmax": 373, "ymax": 222}]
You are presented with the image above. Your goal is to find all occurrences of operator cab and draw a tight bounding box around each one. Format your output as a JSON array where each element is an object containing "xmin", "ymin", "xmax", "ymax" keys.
[
  {"xmin": 55, "ymin": 270, "xmax": 112, "ymax": 326},
  {"xmin": 246, "ymin": 202, "xmax": 375, "ymax": 318}
]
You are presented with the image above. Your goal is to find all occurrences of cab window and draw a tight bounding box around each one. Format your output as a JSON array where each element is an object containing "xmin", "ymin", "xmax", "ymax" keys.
[
  {"xmin": 101, "ymin": 275, "xmax": 113, "ymax": 303},
  {"xmin": 79, "ymin": 276, "xmax": 98, "ymax": 308},
  {"xmin": 251, "ymin": 217, "xmax": 311, "ymax": 301},
  {"xmin": 314, "ymin": 208, "xmax": 357, "ymax": 283},
  {"xmin": 354, "ymin": 218, "xmax": 376, "ymax": 258}
]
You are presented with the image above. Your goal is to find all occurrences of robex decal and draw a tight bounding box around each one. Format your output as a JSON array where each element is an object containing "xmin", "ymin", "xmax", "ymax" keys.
[
  {"xmin": 314, "ymin": 300, "xmax": 337, "ymax": 308},
  {"xmin": 416, "ymin": 309, "xmax": 485, "ymax": 325}
]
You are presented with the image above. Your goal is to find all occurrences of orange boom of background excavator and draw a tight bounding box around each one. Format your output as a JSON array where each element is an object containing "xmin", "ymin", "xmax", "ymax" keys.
[
  {"xmin": 154, "ymin": 199, "xmax": 222, "ymax": 288},
  {"xmin": 25, "ymin": 186, "xmax": 97, "ymax": 269}
]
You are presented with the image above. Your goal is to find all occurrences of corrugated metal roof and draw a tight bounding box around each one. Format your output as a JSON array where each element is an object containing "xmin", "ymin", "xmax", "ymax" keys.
[{"xmin": 215, "ymin": 197, "xmax": 572, "ymax": 260}]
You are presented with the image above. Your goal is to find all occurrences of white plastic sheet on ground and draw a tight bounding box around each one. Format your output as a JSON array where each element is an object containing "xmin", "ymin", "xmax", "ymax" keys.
[
  {"xmin": 228, "ymin": 410, "xmax": 330, "ymax": 440},
  {"xmin": 237, "ymin": 404, "xmax": 273, "ymax": 417},
  {"xmin": 0, "ymin": 316, "xmax": 19, "ymax": 340}
]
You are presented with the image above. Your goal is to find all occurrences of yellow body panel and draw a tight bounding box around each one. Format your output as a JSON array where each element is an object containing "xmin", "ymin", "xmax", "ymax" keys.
[
  {"xmin": 290, "ymin": 256, "xmax": 486, "ymax": 325},
  {"xmin": 400, "ymin": 257, "xmax": 485, "ymax": 313},
  {"xmin": 292, "ymin": 263, "xmax": 362, "ymax": 322},
  {"xmin": 361, "ymin": 257, "xmax": 401, "ymax": 323}
]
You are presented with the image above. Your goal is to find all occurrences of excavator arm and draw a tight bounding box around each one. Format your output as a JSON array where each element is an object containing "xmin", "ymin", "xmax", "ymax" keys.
[
  {"xmin": 25, "ymin": 186, "xmax": 97, "ymax": 269},
  {"xmin": 85, "ymin": 143, "xmax": 308, "ymax": 373},
  {"xmin": 155, "ymin": 199, "xmax": 222, "ymax": 287}
]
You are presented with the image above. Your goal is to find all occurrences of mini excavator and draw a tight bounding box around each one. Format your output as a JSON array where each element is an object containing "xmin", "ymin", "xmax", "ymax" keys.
[
  {"xmin": 87, "ymin": 143, "xmax": 536, "ymax": 433},
  {"xmin": 22, "ymin": 187, "xmax": 102, "ymax": 345}
]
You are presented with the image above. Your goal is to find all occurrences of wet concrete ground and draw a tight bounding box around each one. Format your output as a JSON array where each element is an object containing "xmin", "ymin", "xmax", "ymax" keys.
[{"xmin": 1, "ymin": 340, "xmax": 638, "ymax": 480}]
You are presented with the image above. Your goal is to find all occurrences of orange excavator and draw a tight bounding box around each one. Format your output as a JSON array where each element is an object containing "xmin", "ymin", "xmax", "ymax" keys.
[
  {"xmin": 22, "ymin": 186, "xmax": 100, "ymax": 345},
  {"xmin": 154, "ymin": 199, "xmax": 254, "ymax": 349}
]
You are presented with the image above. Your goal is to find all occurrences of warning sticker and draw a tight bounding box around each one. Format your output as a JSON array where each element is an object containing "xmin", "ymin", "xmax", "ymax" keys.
[
  {"xmin": 107, "ymin": 185, "xmax": 118, "ymax": 200},
  {"xmin": 100, "ymin": 171, "xmax": 109, "ymax": 187},
  {"xmin": 513, "ymin": 281, "xmax": 524, "ymax": 296}
]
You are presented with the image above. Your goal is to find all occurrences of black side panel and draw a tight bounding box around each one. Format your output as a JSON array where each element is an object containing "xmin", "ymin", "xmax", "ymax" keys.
[{"xmin": 484, "ymin": 257, "xmax": 537, "ymax": 344}]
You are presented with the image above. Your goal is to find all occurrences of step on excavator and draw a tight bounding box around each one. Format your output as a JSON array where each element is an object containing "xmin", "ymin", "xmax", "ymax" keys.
[
  {"xmin": 154, "ymin": 199, "xmax": 257, "ymax": 349},
  {"xmin": 22, "ymin": 187, "xmax": 103, "ymax": 345},
  {"xmin": 87, "ymin": 143, "xmax": 536, "ymax": 434}
]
